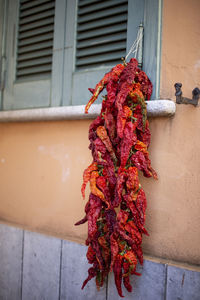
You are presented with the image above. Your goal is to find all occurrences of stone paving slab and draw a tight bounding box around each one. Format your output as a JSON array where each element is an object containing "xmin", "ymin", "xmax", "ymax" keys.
[
  {"xmin": 60, "ymin": 240, "xmax": 107, "ymax": 300},
  {"xmin": 166, "ymin": 264, "xmax": 200, "ymax": 300},
  {"xmin": 107, "ymin": 259, "xmax": 166, "ymax": 300},
  {"xmin": 0, "ymin": 223, "xmax": 200, "ymax": 300},
  {"xmin": 22, "ymin": 230, "xmax": 61, "ymax": 300},
  {"xmin": 0, "ymin": 224, "xmax": 23, "ymax": 300}
]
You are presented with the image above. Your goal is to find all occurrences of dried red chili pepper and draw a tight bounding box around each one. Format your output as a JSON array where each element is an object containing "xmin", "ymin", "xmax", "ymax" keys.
[
  {"xmin": 117, "ymin": 105, "xmax": 132, "ymax": 140},
  {"xmin": 104, "ymin": 111, "xmax": 116, "ymax": 142},
  {"xmin": 113, "ymin": 254, "xmax": 124, "ymax": 298},
  {"xmin": 110, "ymin": 232, "xmax": 119, "ymax": 271},
  {"xmin": 81, "ymin": 162, "xmax": 98, "ymax": 199},
  {"xmin": 86, "ymin": 245, "xmax": 96, "ymax": 264},
  {"xmin": 123, "ymin": 261, "xmax": 132, "ymax": 292},
  {"xmin": 126, "ymin": 167, "xmax": 140, "ymax": 194},
  {"xmin": 135, "ymin": 70, "xmax": 153, "ymax": 100},
  {"xmin": 98, "ymin": 235, "xmax": 110, "ymax": 265},
  {"xmin": 85, "ymin": 64, "xmax": 125, "ymax": 113},
  {"xmin": 76, "ymin": 58, "xmax": 157, "ymax": 297},
  {"xmin": 106, "ymin": 80, "xmax": 118, "ymax": 109},
  {"xmin": 115, "ymin": 169, "xmax": 127, "ymax": 207},
  {"xmin": 120, "ymin": 121, "xmax": 137, "ymax": 168},
  {"xmin": 105, "ymin": 209, "xmax": 116, "ymax": 233},
  {"xmin": 139, "ymin": 119, "xmax": 151, "ymax": 147},
  {"xmin": 82, "ymin": 267, "xmax": 97, "ymax": 290},
  {"xmin": 96, "ymin": 126, "xmax": 117, "ymax": 164},
  {"xmin": 87, "ymin": 194, "xmax": 102, "ymax": 240},
  {"xmin": 124, "ymin": 250, "xmax": 137, "ymax": 270},
  {"xmin": 90, "ymin": 171, "xmax": 105, "ymax": 201}
]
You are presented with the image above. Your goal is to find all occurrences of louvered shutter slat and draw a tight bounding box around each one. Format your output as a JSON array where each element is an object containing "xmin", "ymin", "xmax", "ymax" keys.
[
  {"xmin": 78, "ymin": 5, "xmax": 128, "ymax": 24},
  {"xmin": 18, "ymin": 33, "xmax": 53, "ymax": 47},
  {"xmin": 20, "ymin": 2, "xmax": 55, "ymax": 18},
  {"xmin": 19, "ymin": 17, "xmax": 54, "ymax": 32},
  {"xmin": 77, "ymin": 32, "xmax": 127, "ymax": 49},
  {"xmin": 19, "ymin": 25, "xmax": 54, "ymax": 39},
  {"xmin": 21, "ymin": 0, "xmax": 52, "ymax": 11},
  {"xmin": 18, "ymin": 49, "xmax": 52, "ymax": 61},
  {"xmin": 79, "ymin": 0, "xmax": 128, "ymax": 15},
  {"xmin": 76, "ymin": 51, "xmax": 124, "ymax": 67},
  {"xmin": 76, "ymin": 0, "xmax": 128, "ymax": 70},
  {"xmin": 19, "ymin": 10, "xmax": 54, "ymax": 26},
  {"xmin": 18, "ymin": 41, "xmax": 53, "ymax": 55},
  {"xmin": 17, "ymin": 56, "xmax": 52, "ymax": 69},
  {"xmin": 76, "ymin": 41, "xmax": 126, "ymax": 57},
  {"xmin": 20, "ymin": 0, "xmax": 33, "ymax": 4},
  {"xmin": 77, "ymin": 14, "xmax": 127, "ymax": 32},
  {"xmin": 77, "ymin": 23, "xmax": 127, "ymax": 41},
  {"xmin": 79, "ymin": 0, "xmax": 104, "ymax": 7},
  {"xmin": 17, "ymin": 65, "xmax": 52, "ymax": 76},
  {"xmin": 16, "ymin": 0, "xmax": 55, "ymax": 80}
]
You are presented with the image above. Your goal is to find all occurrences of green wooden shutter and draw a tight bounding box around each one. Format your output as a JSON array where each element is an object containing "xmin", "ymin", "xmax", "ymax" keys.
[
  {"xmin": 16, "ymin": 0, "xmax": 55, "ymax": 81},
  {"xmin": 76, "ymin": 0, "xmax": 128, "ymax": 70}
]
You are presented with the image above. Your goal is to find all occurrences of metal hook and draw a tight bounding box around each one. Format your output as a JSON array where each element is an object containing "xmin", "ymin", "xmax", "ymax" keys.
[{"xmin": 174, "ymin": 83, "xmax": 200, "ymax": 106}]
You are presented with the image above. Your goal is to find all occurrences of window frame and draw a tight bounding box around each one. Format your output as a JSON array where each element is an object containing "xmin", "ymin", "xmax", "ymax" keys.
[{"xmin": 0, "ymin": 0, "xmax": 162, "ymax": 111}]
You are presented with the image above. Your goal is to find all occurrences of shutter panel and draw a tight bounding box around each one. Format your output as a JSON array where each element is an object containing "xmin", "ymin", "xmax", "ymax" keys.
[
  {"xmin": 76, "ymin": 0, "xmax": 128, "ymax": 70},
  {"xmin": 16, "ymin": 0, "xmax": 55, "ymax": 81}
]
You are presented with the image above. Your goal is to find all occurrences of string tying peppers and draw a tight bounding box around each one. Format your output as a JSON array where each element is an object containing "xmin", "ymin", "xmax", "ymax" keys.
[{"xmin": 75, "ymin": 58, "xmax": 157, "ymax": 297}]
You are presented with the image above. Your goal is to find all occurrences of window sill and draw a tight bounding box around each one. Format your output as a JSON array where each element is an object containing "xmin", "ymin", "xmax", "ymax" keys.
[{"xmin": 0, "ymin": 100, "xmax": 175, "ymax": 122}]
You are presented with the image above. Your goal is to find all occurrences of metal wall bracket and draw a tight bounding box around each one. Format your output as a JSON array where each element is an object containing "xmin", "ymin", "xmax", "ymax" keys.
[{"xmin": 175, "ymin": 83, "xmax": 200, "ymax": 106}]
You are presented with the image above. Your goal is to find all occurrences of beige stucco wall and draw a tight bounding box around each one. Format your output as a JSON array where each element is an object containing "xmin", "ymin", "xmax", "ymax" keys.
[
  {"xmin": 160, "ymin": 0, "xmax": 200, "ymax": 99},
  {"xmin": 0, "ymin": 0, "xmax": 199, "ymax": 265}
]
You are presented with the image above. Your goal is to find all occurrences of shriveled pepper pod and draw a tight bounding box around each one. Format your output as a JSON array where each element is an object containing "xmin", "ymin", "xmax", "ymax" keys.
[{"xmin": 75, "ymin": 58, "xmax": 157, "ymax": 297}]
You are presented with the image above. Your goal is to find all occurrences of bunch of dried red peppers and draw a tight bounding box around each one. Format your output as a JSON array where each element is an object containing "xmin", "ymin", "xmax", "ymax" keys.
[{"xmin": 75, "ymin": 58, "xmax": 157, "ymax": 297}]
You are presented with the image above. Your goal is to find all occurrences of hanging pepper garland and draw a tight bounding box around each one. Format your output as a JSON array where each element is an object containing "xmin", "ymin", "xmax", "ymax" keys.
[{"xmin": 75, "ymin": 58, "xmax": 157, "ymax": 297}]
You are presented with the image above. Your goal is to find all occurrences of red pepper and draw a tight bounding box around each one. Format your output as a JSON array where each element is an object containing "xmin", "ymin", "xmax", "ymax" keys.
[
  {"xmin": 98, "ymin": 235, "xmax": 110, "ymax": 265},
  {"xmin": 105, "ymin": 209, "xmax": 116, "ymax": 233},
  {"xmin": 123, "ymin": 261, "xmax": 132, "ymax": 292},
  {"xmin": 96, "ymin": 176, "xmax": 110, "ymax": 208},
  {"xmin": 139, "ymin": 119, "xmax": 151, "ymax": 147},
  {"xmin": 113, "ymin": 254, "xmax": 124, "ymax": 298},
  {"xmin": 106, "ymin": 80, "xmax": 118, "ymax": 108},
  {"xmin": 117, "ymin": 104, "xmax": 132, "ymax": 139},
  {"xmin": 135, "ymin": 70, "xmax": 153, "ymax": 100},
  {"xmin": 81, "ymin": 162, "xmax": 98, "ymax": 199},
  {"xmin": 115, "ymin": 170, "xmax": 127, "ymax": 207},
  {"xmin": 104, "ymin": 111, "xmax": 116, "ymax": 142},
  {"xmin": 85, "ymin": 64, "xmax": 124, "ymax": 113},
  {"xmin": 110, "ymin": 232, "xmax": 119, "ymax": 271},
  {"xmin": 135, "ymin": 188, "xmax": 147, "ymax": 224},
  {"xmin": 90, "ymin": 171, "xmax": 105, "ymax": 201},
  {"xmin": 126, "ymin": 167, "xmax": 140, "ymax": 194},
  {"xmin": 82, "ymin": 267, "xmax": 97, "ymax": 290},
  {"xmin": 96, "ymin": 126, "xmax": 117, "ymax": 163},
  {"xmin": 125, "ymin": 221, "xmax": 142, "ymax": 246},
  {"xmin": 124, "ymin": 250, "xmax": 137, "ymax": 270},
  {"xmin": 120, "ymin": 122, "xmax": 137, "ymax": 168},
  {"xmin": 76, "ymin": 58, "xmax": 157, "ymax": 296},
  {"xmin": 116, "ymin": 82, "xmax": 134, "ymax": 138},
  {"xmin": 87, "ymin": 194, "xmax": 102, "ymax": 240},
  {"xmin": 86, "ymin": 245, "xmax": 96, "ymax": 264}
]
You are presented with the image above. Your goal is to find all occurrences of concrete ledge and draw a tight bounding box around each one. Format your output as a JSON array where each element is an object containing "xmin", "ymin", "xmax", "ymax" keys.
[{"xmin": 0, "ymin": 100, "xmax": 175, "ymax": 122}]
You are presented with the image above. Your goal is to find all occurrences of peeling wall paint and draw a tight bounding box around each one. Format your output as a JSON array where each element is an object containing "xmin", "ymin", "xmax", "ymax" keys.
[{"xmin": 38, "ymin": 144, "xmax": 70, "ymax": 183}]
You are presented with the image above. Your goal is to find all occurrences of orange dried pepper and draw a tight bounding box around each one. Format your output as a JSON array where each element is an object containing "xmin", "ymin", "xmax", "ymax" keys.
[
  {"xmin": 90, "ymin": 171, "xmax": 104, "ymax": 201},
  {"xmin": 81, "ymin": 162, "xmax": 98, "ymax": 199}
]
